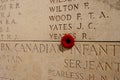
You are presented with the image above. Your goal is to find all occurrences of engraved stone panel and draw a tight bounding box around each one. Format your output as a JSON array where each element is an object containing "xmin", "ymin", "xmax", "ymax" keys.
[{"xmin": 0, "ymin": 0, "xmax": 120, "ymax": 80}]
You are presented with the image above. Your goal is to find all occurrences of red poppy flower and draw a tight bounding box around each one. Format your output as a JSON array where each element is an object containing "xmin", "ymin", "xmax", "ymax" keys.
[{"xmin": 61, "ymin": 34, "xmax": 75, "ymax": 48}]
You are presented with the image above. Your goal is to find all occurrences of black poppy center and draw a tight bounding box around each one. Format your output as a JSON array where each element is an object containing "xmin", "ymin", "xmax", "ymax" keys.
[{"xmin": 66, "ymin": 38, "xmax": 71, "ymax": 44}]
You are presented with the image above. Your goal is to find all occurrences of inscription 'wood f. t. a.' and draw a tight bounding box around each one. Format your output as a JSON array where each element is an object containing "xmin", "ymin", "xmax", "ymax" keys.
[{"xmin": 0, "ymin": 0, "xmax": 120, "ymax": 80}]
